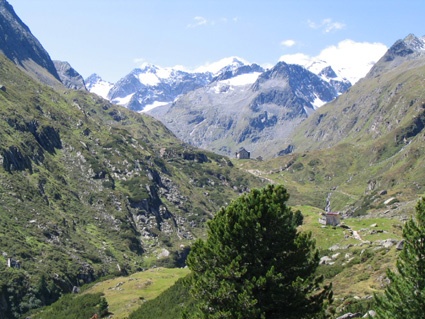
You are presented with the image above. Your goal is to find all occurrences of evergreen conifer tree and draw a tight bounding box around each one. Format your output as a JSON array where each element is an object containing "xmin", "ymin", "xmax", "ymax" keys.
[
  {"xmin": 98, "ymin": 296, "xmax": 109, "ymax": 317},
  {"xmin": 186, "ymin": 184, "xmax": 332, "ymax": 319},
  {"xmin": 374, "ymin": 197, "xmax": 425, "ymax": 319}
]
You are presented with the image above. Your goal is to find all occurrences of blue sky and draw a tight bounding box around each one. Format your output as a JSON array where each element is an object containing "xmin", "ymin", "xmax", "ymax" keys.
[{"xmin": 8, "ymin": 0, "xmax": 425, "ymax": 82}]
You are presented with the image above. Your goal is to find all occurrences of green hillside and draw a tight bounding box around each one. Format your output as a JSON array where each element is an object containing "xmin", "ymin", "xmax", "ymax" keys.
[{"xmin": 0, "ymin": 54, "xmax": 264, "ymax": 319}]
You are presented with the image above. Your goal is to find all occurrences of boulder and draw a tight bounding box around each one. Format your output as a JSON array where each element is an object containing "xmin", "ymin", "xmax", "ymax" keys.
[
  {"xmin": 396, "ymin": 239, "xmax": 405, "ymax": 250},
  {"xmin": 363, "ymin": 310, "xmax": 376, "ymax": 318},
  {"xmin": 336, "ymin": 313, "xmax": 362, "ymax": 319},
  {"xmin": 320, "ymin": 256, "xmax": 332, "ymax": 265},
  {"xmin": 384, "ymin": 197, "xmax": 398, "ymax": 205}
]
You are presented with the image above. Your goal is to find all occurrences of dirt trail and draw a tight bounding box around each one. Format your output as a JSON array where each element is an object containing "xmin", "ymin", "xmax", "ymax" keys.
[{"xmin": 246, "ymin": 169, "xmax": 275, "ymax": 184}]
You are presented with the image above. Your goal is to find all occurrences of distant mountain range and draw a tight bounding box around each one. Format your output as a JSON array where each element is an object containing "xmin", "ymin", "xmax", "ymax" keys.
[
  {"xmin": 85, "ymin": 56, "xmax": 351, "ymax": 114},
  {"xmin": 148, "ymin": 60, "xmax": 351, "ymax": 158},
  {"xmin": 84, "ymin": 56, "xmax": 352, "ymax": 158}
]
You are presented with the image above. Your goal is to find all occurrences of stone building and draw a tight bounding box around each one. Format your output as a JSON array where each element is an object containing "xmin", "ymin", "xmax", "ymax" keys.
[
  {"xmin": 319, "ymin": 212, "xmax": 341, "ymax": 226},
  {"xmin": 235, "ymin": 147, "xmax": 250, "ymax": 159}
]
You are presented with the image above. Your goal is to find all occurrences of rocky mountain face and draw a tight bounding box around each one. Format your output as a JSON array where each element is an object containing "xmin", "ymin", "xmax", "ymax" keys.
[
  {"xmin": 149, "ymin": 61, "xmax": 350, "ymax": 159},
  {"xmin": 291, "ymin": 33, "xmax": 425, "ymax": 152},
  {"xmin": 274, "ymin": 33, "xmax": 425, "ymax": 216},
  {"xmin": 367, "ymin": 34, "xmax": 425, "ymax": 78},
  {"xmin": 85, "ymin": 57, "xmax": 265, "ymax": 112},
  {"xmin": 106, "ymin": 65, "xmax": 213, "ymax": 112},
  {"xmin": 53, "ymin": 60, "xmax": 87, "ymax": 90},
  {"xmin": 0, "ymin": 0, "xmax": 61, "ymax": 86}
]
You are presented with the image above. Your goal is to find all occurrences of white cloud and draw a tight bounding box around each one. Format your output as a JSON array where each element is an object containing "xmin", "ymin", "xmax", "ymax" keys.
[
  {"xmin": 187, "ymin": 16, "xmax": 238, "ymax": 28},
  {"xmin": 279, "ymin": 39, "xmax": 388, "ymax": 83},
  {"xmin": 281, "ymin": 39, "xmax": 296, "ymax": 48},
  {"xmin": 187, "ymin": 16, "xmax": 208, "ymax": 28},
  {"xmin": 308, "ymin": 18, "xmax": 346, "ymax": 33},
  {"xmin": 133, "ymin": 57, "xmax": 147, "ymax": 65},
  {"xmin": 279, "ymin": 53, "xmax": 311, "ymax": 65}
]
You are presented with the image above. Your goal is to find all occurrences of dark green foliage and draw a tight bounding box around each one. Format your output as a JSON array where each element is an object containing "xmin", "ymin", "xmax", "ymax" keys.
[
  {"xmin": 27, "ymin": 293, "xmax": 104, "ymax": 319},
  {"xmin": 341, "ymin": 297, "xmax": 375, "ymax": 316},
  {"xmin": 374, "ymin": 197, "xmax": 425, "ymax": 318},
  {"xmin": 187, "ymin": 184, "xmax": 332, "ymax": 319},
  {"xmin": 129, "ymin": 276, "xmax": 195, "ymax": 319},
  {"xmin": 98, "ymin": 296, "xmax": 109, "ymax": 317},
  {"xmin": 292, "ymin": 209, "xmax": 304, "ymax": 227}
]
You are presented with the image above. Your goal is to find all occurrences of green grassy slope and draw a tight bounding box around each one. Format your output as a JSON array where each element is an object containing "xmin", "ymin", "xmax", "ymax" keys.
[
  {"xmin": 235, "ymin": 62, "xmax": 425, "ymax": 216},
  {"xmin": 0, "ymin": 54, "xmax": 265, "ymax": 318}
]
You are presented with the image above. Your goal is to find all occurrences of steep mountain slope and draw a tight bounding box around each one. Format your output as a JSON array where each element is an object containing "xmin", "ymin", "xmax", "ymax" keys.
[
  {"xmin": 0, "ymin": 54, "xmax": 263, "ymax": 319},
  {"xmin": 290, "ymin": 34, "xmax": 425, "ymax": 151},
  {"xmin": 53, "ymin": 60, "xmax": 87, "ymax": 90},
  {"xmin": 244, "ymin": 34, "xmax": 425, "ymax": 216},
  {"xmin": 367, "ymin": 33, "xmax": 425, "ymax": 78},
  {"xmin": 149, "ymin": 61, "xmax": 348, "ymax": 159},
  {"xmin": 0, "ymin": 0, "xmax": 61, "ymax": 87}
]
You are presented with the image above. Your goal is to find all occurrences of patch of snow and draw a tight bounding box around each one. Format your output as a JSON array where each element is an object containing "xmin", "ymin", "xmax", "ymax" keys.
[
  {"xmin": 112, "ymin": 93, "xmax": 135, "ymax": 106},
  {"xmin": 141, "ymin": 101, "xmax": 169, "ymax": 113},
  {"xmin": 156, "ymin": 67, "xmax": 173, "ymax": 79},
  {"xmin": 89, "ymin": 82, "xmax": 113, "ymax": 99},
  {"xmin": 220, "ymin": 72, "xmax": 261, "ymax": 86},
  {"xmin": 312, "ymin": 96, "xmax": 326, "ymax": 109},
  {"xmin": 136, "ymin": 72, "xmax": 160, "ymax": 86},
  {"xmin": 306, "ymin": 59, "xmax": 329, "ymax": 75}
]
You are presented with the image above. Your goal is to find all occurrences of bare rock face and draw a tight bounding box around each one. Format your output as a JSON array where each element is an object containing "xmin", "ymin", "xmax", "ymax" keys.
[
  {"xmin": 0, "ymin": 0, "xmax": 61, "ymax": 86},
  {"xmin": 54, "ymin": 60, "xmax": 87, "ymax": 90},
  {"xmin": 150, "ymin": 61, "xmax": 346, "ymax": 159},
  {"xmin": 367, "ymin": 34, "xmax": 425, "ymax": 78}
]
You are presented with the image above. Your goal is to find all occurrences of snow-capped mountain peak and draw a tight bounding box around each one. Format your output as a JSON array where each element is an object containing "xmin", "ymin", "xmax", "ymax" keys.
[
  {"xmin": 85, "ymin": 73, "xmax": 114, "ymax": 99},
  {"xmin": 131, "ymin": 64, "xmax": 174, "ymax": 86}
]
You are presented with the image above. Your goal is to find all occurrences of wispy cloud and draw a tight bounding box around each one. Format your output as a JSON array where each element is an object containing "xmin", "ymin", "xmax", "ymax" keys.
[
  {"xmin": 308, "ymin": 18, "xmax": 345, "ymax": 33},
  {"xmin": 187, "ymin": 16, "xmax": 208, "ymax": 28},
  {"xmin": 187, "ymin": 16, "xmax": 239, "ymax": 28},
  {"xmin": 281, "ymin": 39, "xmax": 296, "ymax": 48},
  {"xmin": 133, "ymin": 57, "xmax": 147, "ymax": 65}
]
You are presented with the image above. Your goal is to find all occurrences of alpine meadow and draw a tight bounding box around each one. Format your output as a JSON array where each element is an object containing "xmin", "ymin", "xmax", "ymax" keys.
[{"xmin": 1, "ymin": 1, "xmax": 425, "ymax": 318}]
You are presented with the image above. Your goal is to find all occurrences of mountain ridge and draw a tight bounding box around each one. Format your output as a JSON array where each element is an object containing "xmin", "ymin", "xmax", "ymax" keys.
[
  {"xmin": 148, "ymin": 60, "xmax": 350, "ymax": 159},
  {"xmin": 0, "ymin": 0, "xmax": 61, "ymax": 86}
]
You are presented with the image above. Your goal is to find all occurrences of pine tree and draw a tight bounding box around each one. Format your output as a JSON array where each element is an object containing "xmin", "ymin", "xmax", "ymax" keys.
[
  {"xmin": 374, "ymin": 197, "xmax": 425, "ymax": 319},
  {"xmin": 186, "ymin": 184, "xmax": 332, "ymax": 319},
  {"xmin": 98, "ymin": 296, "xmax": 109, "ymax": 317}
]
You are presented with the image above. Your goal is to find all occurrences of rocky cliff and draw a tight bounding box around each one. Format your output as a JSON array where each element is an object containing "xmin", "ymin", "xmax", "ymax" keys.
[{"xmin": 0, "ymin": 0, "xmax": 61, "ymax": 86}]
